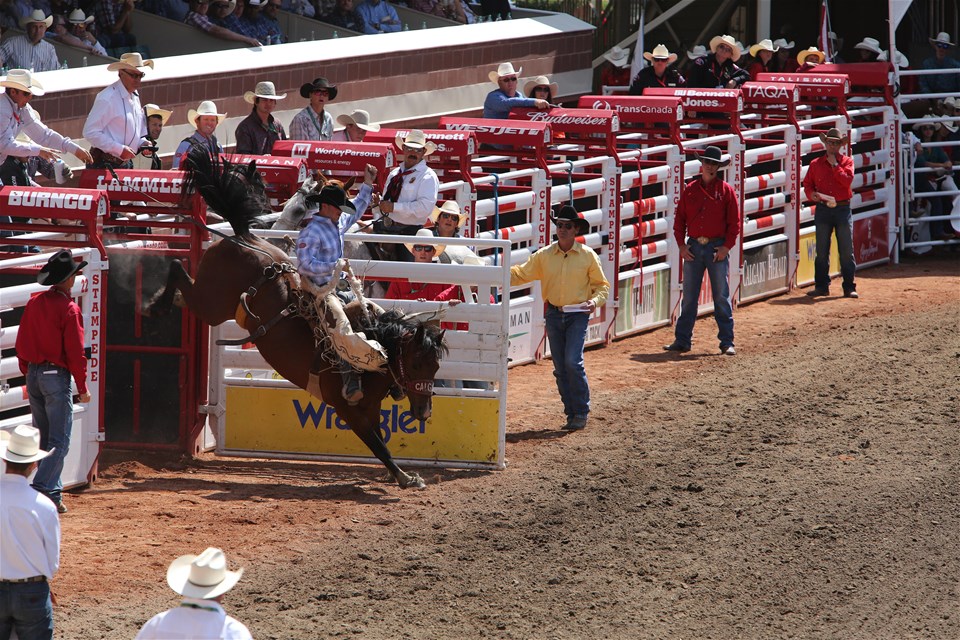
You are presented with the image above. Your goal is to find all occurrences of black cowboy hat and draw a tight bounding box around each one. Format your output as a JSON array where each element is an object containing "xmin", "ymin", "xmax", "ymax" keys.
[
  {"xmin": 306, "ymin": 185, "xmax": 355, "ymax": 214},
  {"xmin": 700, "ymin": 145, "xmax": 731, "ymax": 167},
  {"xmin": 299, "ymin": 77, "xmax": 338, "ymax": 100},
  {"xmin": 550, "ymin": 204, "xmax": 590, "ymax": 235},
  {"xmin": 38, "ymin": 249, "xmax": 87, "ymax": 286}
]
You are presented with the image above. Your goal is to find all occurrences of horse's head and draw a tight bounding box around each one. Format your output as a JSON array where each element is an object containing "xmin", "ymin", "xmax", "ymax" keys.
[{"xmin": 396, "ymin": 323, "xmax": 446, "ymax": 420}]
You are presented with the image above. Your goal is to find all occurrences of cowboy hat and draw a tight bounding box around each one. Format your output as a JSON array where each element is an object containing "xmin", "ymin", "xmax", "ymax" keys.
[
  {"xmin": 912, "ymin": 118, "xmax": 941, "ymax": 133},
  {"xmin": 1, "ymin": 69, "xmax": 44, "ymax": 96},
  {"xmin": 404, "ymin": 228, "xmax": 446, "ymax": 256},
  {"xmin": 819, "ymin": 127, "xmax": 850, "ymax": 144},
  {"xmin": 943, "ymin": 96, "xmax": 958, "ymax": 110},
  {"xmin": 19, "ymin": 9, "xmax": 52, "ymax": 28},
  {"xmin": 930, "ymin": 32, "xmax": 955, "ymax": 47},
  {"xmin": 603, "ymin": 46, "xmax": 630, "ymax": 68},
  {"xmin": 709, "ymin": 35, "xmax": 741, "ymax": 61},
  {"xmin": 212, "ymin": 0, "xmax": 237, "ymax": 17},
  {"xmin": 773, "ymin": 38, "xmax": 794, "ymax": 50},
  {"xmin": 305, "ymin": 184, "xmax": 355, "ymax": 215},
  {"xmin": 336, "ymin": 109, "xmax": 380, "ymax": 132},
  {"xmin": 943, "ymin": 119, "xmax": 958, "ymax": 134},
  {"xmin": 749, "ymin": 39, "xmax": 779, "ymax": 57},
  {"xmin": 0, "ymin": 425, "xmax": 52, "ymax": 464},
  {"xmin": 107, "ymin": 52, "xmax": 154, "ymax": 72},
  {"xmin": 550, "ymin": 204, "xmax": 589, "ymax": 235},
  {"xmin": 188, "ymin": 100, "xmax": 226, "ymax": 128},
  {"xmin": 643, "ymin": 44, "xmax": 678, "ymax": 65},
  {"xmin": 488, "ymin": 62, "xmax": 522, "ymax": 84},
  {"xmin": 686, "ymin": 44, "xmax": 708, "ymax": 60},
  {"xmin": 854, "ymin": 37, "xmax": 882, "ymax": 55},
  {"xmin": 244, "ymin": 81, "xmax": 286, "ymax": 104},
  {"xmin": 797, "ymin": 47, "xmax": 825, "ymax": 65},
  {"xmin": 144, "ymin": 103, "xmax": 172, "ymax": 125},
  {"xmin": 38, "ymin": 249, "xmax": 86, "ymax": 286},
  {"xmin": 699, "ymin": 145, "xmax": 731, "ymax": 167},
  {"xmin": 67, "ymin": 8, "xmax": 95, "ymax": 24},
  {"xmin": 299, "ymin": 77, "xmax": 337, "ymax": 100},
  {"xmin": 429, "ymin": 200, "xmax": 467, "ymax": 227},
  {"xmin": 877, "ymin": 50, "xmax": 909, "ymax": 68},
  {"xmin": 167, "ymin": 548, "xmax": 244, "ymax": 600},
  {"xmin": 523, "ymin": 75, "xmax": 560, "ymax": 97},
  {"xmin": 394, "ymin": 129, "xmax": 436, "ymax": 156}
]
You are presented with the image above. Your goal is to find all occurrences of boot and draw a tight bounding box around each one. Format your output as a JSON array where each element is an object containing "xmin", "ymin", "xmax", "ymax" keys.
[{"xmin": 339, "ymin": 366, "xmax": 363, "ymax": 405}]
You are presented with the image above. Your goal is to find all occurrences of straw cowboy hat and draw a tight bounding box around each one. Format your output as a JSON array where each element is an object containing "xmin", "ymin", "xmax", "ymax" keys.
[
  {"xmin": 19, "ymin": 9, "xmax": 52, "ymax": 28},
  {"xmin": 336, "ymin": 109, "xmax": 380, "ymax": 132},
  {"xmin": 773, "ymin": 38, "xmax": 795, "ymax": 50},
  {"xmin": 686, "ymin": 44, "xmax": 708, "ymax": 60},
  {"xmin": 523, "ymin": 75, "xmax": 560, "ymax": 96},
  {"xmin": 819, "ymin": 128, "xmax": 850, "ymax": 144},
  {"xmin": 38, "ymin": 249, "xmax": 87, "ymax": 286},
  {"xmin": 930, "ymin": 32, "xmax": 955, "ymax": 47},
  {"xmin": 550, "ymin": 204, "xmax": 589, "ymax": 235},
  {"xmin": 167, "ymin": 548, "xmax": 244, "ymax": 600},
  {"xmin": 699, "ymin": 145, "xmax": 731, "ymax": 167},
  {"xmin": 144, "ymin": 103, "xmax": 172, "ymax": 125},
  {"xmin": 797, "ymin": 47, "xmax": 825, "ymax": 65},
  {"xmin": 877, "ymin": 50, "xmax": 909, "ymax": 68},
  {"xmin": 709, "ymin": 35, "xmax": 742, "ymax": 61},
  {"xmin": 911, "ymin": 117, "xmax": 941, "ymax": 133},
  {"xmin": 67, "ymin": 8, "xmax": 95, "ymax": 24},
  {"xmin": 404, "ymin": 228, "xmax": 446, "ymax": 256},
  {"xmin": 429, "ymin": 200, "xmax": 467, "ymax": 227},
  {"xmin": 603, "ymin": 46, "xmax": 630, "ymax": 68},
  {"xmin": 187, "ymin": 100, "xmax": 226, "ymax": 128},
  {"xmin": 749, "ymin": 39, "xmax": 779, "ymax": 57},
  {"xmin": 244, "ymin": 80, "xmax": 286, "ymax": 104},
  {"xmin": 299, "ymin": 77, "xmax": 337, "ymax": 100},
  {"xmin": 107, "ymin": 52, "xmax": 154, "ymax": 72},
  {"xmin": 489, "ymin": 62, "xmax": 522, "ymax": 84},
  {"xmin": 643, "ymin": 44, "xmax": 678, "ymax": 64},
  {"xmin": 1, "ymin": 69, "xmax": 45, "ymax": 96},
  {"xmin": 854, "ymin": 37, "xmax": 882, "ymax": 55},
  {"xmin": 0, "ymin": 425, "xmax": 52, "ymax": 464},
  {"xmin": 395, "ymin": 129, "xmax": 436, "ymax": 155}
]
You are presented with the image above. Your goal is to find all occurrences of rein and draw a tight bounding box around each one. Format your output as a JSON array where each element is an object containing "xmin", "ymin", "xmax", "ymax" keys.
[{"xmin": 390, "ymin": 334, "xmax": 434, "ymax": 396}]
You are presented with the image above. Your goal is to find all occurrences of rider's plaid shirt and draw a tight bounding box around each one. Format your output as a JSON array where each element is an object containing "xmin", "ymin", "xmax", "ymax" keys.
[{"xmin": 297, "ymin": 183, "xmax": 371, "ymax": 288}]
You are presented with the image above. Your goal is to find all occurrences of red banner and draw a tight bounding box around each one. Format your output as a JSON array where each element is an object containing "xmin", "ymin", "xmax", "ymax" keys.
[
  {"xmin": 438, "ymin": 117, "xmax": 552, "ymax": 147},
  {"xmin": 576, "ymin": 95, "xmax": 684, "ymax": 125},
  {"xmin": 508, "ymin": 107, "xmax": 620, "ymax": 135},
  {"xmin": 1, "ymin": 186, "xmax": 108, "ymax": 219},
  {"xmin": 79, "ymin": 170, "xmax": 186, "ymax": 204},
  {"xmin": 271, "ymin": 141, "xmax": 394, "ymax": 182},
  {"xmin": 363, "ymin": 128, "xmax": 478, "ymax": 158},
  {"xmin": 642, "ymin": 88, "xmax": 743, "ymax": 114},
  {"xmin": 740, "ymin": 82, "xmax": 800, "ymax": 105}
]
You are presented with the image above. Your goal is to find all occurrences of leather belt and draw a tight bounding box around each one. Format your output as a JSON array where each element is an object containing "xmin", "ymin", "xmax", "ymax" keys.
[
  {"xmin": 0, "ymin": 576, "xmax": 46, "ymax": 584},
  {"xmin": 834, "ymin": 200, "xmax": 850, "ymax": 206},
  {"xmin": 695, "ymin": 236, "xmax": 724, "ymax": 245}
]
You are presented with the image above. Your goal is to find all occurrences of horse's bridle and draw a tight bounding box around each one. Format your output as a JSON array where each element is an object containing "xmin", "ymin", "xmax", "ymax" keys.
[{"xmin": 390, "ymin": 334, "xmax": 434, "ymax": 396}]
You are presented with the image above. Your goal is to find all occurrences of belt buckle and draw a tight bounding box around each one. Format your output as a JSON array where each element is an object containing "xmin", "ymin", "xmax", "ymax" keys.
[
  {"xmin": 381, "ymin": 216, "xmax": 394, "ymax": 229},
  {"xmin": 696, "ymin": 236, "xmax": 710, "ymax": 245}
]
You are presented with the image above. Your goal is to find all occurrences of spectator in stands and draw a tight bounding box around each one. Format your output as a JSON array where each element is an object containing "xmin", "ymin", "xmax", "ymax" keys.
[
  {"xmin": 879, "ymin": 49, "xmax": 916, "ymax": 97},
  {"xmin": 408, "ymin": 0, "xmax": 471, "ymax": 24},
  {"xmin": 209, "ymin": 0, "xmax": 245, "ymax": 33},
  {"xmin": 173, "ymin": 100, "xmax": 225, "ymax": 168},
  {"xmin": 0, "ymin": 425, "xmax": 60, "ymax": 638},
  {"xmin": 426, "ymin": 200, "xmax": 482, "ymax": 266},
  {"xmin": 243, "ymin": 0, "xmax": 283, "ymax": 44},
  {"xmin": 482, "ymin": 62, "xmax": 548, "ymax": 119},
  {"xmin": 319, "ymin": 0, "xmax": 364, "ymax": 33},
  {"xmin": 796, "ymin": 46, "xmax": 825, "ymax": 72},
  {"xmin": 629, "ymin": 44, "xmax": 684, "ymax": 94},
  {"xmin": 0, "ymin": 10, "xmax": 58, "ymax": 72},
  {"xmin": 83, "ymin": 52, "xmax": 155, "ymax": 169},
  {"xmin": 132, "ymin": 103, "xmax": 170, "ymax": 170},
  {"xmin": 510, "ymin": 205, "xmax": 609, "ymax": 431},
  {"xmin": 386, "ymin": 230, "xmax": 462, "ymax": 302},
  {"xmin": 140, "ymin": 0, "xmax": 189, "ymax": 22},
  {"xmin": 828, "ymin": 31, "xmax": 846, "ymax": 63},
  {"xmin": 281, "ymin": 0, "xmax": 313, "ymax": 17},
  {"xmin": 134, "ymin": 547, "xmax": 251, "ymax": 640},
  {"xmin": 331, "ymin": 108, "xmax": 379, "ymax": 141},
  {"xmin": 772, "ymin": 38, "xmax": 799, "ymax": 73},
  {"xmin": 16, "ymin": 250, "xmax": 93, "ymax": 513},
  {"xmin": 664, "ymin": 146, "xmax": 740, "ymax": 355},
  {"xmin": 525, "ymin": 74, "xmax": 558, "ymax": 103},
  {"xmin": 185, "ymin": 0, "xmax": 261, "ymax": 47},
  {"xmin": 60, "ymin": 9, "xmax": 109, "ymax": 56},
  {"xmin": 687, "ymin": 35, "xmax": 749, "ymax": 89},
  {"xmin": 261, "ymin": 0, "xmax": 287, "ymax": 41},
  {"xmin": 289, "ymin": 76, "xmax": 335, "ymax": 140},
  {"xmin": 0, "ymin": 0, "xmax": 20, "ymax": 32},
  {"xmin": 678, "ymin": 44, "xmax": 707, "ymax": 79},
  {"xmin": 853, "ymin": 37, "xmax": 882, "ymax": 62},
  {"xmin": 747, "ymin": 39, "xmax": 777, "ymax": 80},
  {"xmin": 598, "ymin": 45, "xmax": 631, "ymax": 90},
  {"xmin": 234, "ymin": 80, "xmax": 287, "ymax": 154},
  {"xmin": 355, "ymin": 0, "xmax": 399, "ymax": 33},
  {"xmin": 802, "ymin": 128, "xmax": 858, "ymax": 297},
  {"xmin": 935, "ymin": 99, "xmax": 960, "ymax": 163},
  {"xmin": 94, "ymin": 0, "xmax": 137, "ymax": 51},
  {"xmin": 912, "ymin": 118, "xmax": 959, "ymax": 240},
  {"xmin": 920, "ymin": 32, "xmax": 960, "ymax": 95}
]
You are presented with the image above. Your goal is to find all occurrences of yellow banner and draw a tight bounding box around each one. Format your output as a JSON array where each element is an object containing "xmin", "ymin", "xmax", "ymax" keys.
[{"xmin": 797, "ymin": 231, "xmax": 840, "ymax": 286}]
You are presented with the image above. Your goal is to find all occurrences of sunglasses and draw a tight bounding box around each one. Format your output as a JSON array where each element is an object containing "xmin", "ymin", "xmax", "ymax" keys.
[
  {"xmin": 555, "ymin": 221, "xmax": 576, "ymax": 230},
  {"xmin": 403, "ymin": 145, "xmax": 423, "ymax": 153},
  {"xmin": 438, "ymin": 212, "xmax": 459, "ymax": 221},
  {"xmin": 122, "ymin": 70, "xmax": 145, "ymax": 79},
  {"xmin": 501, "ymin": 76, "xmax": 518, "ymax": 82},
  {"xmin": 937, "ymin": 43, "xmax": 951, "ymax": 49},
  {"xmin": 412, "ymin": 245, "xmax": 436, "ymax": 252}
]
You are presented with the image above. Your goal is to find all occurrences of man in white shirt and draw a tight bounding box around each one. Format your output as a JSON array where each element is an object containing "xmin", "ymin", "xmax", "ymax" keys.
[
  {"xmin": 134, "ymin": 547, "xmax": 252, "ymax": 640},
  {"xmin": 0, "ymin": 10, "xmax": 59, "ymax": 72},
  {"xmin": 0, "ymin": 425, "xmax": 60, "ymax": 640}
]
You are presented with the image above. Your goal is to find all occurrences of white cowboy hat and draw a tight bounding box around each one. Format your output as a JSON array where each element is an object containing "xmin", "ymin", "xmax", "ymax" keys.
[
  {"xmin": 912, "ymin": 118, "xmax": 941, "ymax": 133},
  {"xmin": 642, "ymin": 44, "xmax": 678, "ymax": 64},
  {"xmin": 709, "ymin": 34, "xmax": 742, "ymax": 61},
  {"xmin": 686, "ymin": 44, "xmax": 708, "ymax": 60},
  {"xmin": 429, "ymin": 200, "xmax": 467, "ymax": 227},
  {"xmin": 797, "ymin": 47, "xmax": 825, "ymax": 66},
  {"xmin": 144, "ymin": 103, "xmax": 172, "ymax": 125},
  {"xmin": 930, "ymin": 32, "xmax": 955, "ymax": 47},
  {"xmin": 943, "ymin": 96, "xmax": 958, "ymax": 109},
  {"xmin": 773, "ymin": 38, "xmax": 794, "ymax": 50},
  {"xmin": 603, "ymin": 46, "xmax": 630, "ymax": 68},
  {"xmin": 523, "ymin": 75, "xmax": 560, "ymax": 97},
  {"xmin": 188, "ymin": 100, "xmax": 226, "ymax": 128},
  {"xmin": 1, "ymin": 69, "xmax": 45, "ymax": 96},
  {"xmin": 167, "ymin": 548, "xmax": 244, "ymax": 600},
  {"xmin": 488, "ymin": 62, "xmax": 522, "ymax": 84},
  {"xmin": 19, "ymin": 9, "xmax": 52, "ymax": 28},
  {"xmin": 749, "ymin": 39, "xmax": 779, "ymax": 57},
  {"xmin": 107, "ymin": 52, "xmax": 154, "ymax": 72},
  {"xmin": 67, "ymin": 9, "xmax": 95, "ymax": 24},
  {"xmin": 0, "ymin": 425, "xmax": 52, "ymax": 464},
  {"xmin": 404, "ymin": 228, "xmax": 446, "ymax": 256},
  {"xmin": 394, "ymin": 129, "xmax": 436, "ymax": 156},
  {"xmin": 336, "ymin": 109, "xmax": 380, "ymax": 132},
  {"xmin": 854, "ymin": 37, "xmax": 882, "ymax": 55},
  {"xmin": 243, "ymin": 81, "xmax": 287, "ymax": 104},
  {"xmin": 877, "ymin": 50, "xmax": 909, "ymax": 68}
]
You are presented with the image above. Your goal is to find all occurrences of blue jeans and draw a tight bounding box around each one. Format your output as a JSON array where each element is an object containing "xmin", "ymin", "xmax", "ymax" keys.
[
  {"xmin": 814, "ymin": 204, "xmax": 856, "ymax": 293},
  {"xmin": 544, "ymin": 306, "xmax": 590, "ymax": 419},
  {"xmin": 26, "ymin": 364, "xmax": 73, "ymax": 505},
  {"xmin": 0, "ymin": 580, "xmax": 53, "ymax": 640},
  {"xmin": 674, "ymin": 239, "xmax": 734, "ymax": 349}
]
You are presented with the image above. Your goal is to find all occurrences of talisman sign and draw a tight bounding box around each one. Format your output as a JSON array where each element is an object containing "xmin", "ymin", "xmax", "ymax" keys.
[
  {"xmin": 756, "ymin": 73, "xmax": 850, "ymax": 94},
  {"xmin": 223, "ymin": 154, "xmax": 310, "ymax": 183}
]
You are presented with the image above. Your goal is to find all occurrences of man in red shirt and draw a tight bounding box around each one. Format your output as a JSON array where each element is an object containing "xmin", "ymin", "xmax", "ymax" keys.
[
  {"xmin": 15, "ymin": 249, "xmax": 91, "ymax": 513},
  {"xmin": 802, "ymin": 128, "xmax": 857, "ymax": 298},
  {"xmin": 664, "ymin": 146, "xmax": 741, "ymax": 356}
]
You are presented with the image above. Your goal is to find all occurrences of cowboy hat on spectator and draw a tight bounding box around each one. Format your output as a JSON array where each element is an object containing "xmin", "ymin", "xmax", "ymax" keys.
[
  {"xmin": 188, "ymin": 100, "xmax": 226, "ymax": 128},
  {"xmin": 797, "ymin": 47, "xmax": 826, "ymax": 65},
  {"xmin": 523, "ymin": 75, "xmax": 560, "ymax": 97},
  {"xmin": 38, "ymin": 249, "xmax": 87, "ymax": 286},
  {"xmin": 107, "ymin": 52, "xmax": 154, "ymax": 72},
  {"xmin": 643, "ymin": 44, "xmax": 678, "ymax": 65},
  {"xmin": 336, "ymin": 109, "xmax": 380, "ymax": 131},
  {"xmin": 686, "ymin": 44, "xmax": 708, "ymax": 60},
  {"xmin": 19, "ymin": 9, "xmax": 52, "ymax": 28},
  {"xmin": 929, "ymin": 32, "xmax": 955, "ymax": 47},
  {"xmin": 854, "ymin": 37, "xmax": 882, "ymax": 55},
  {"xmin": 819, "ymin": 128, "xmax": 850, "ymax": 144},
  {"xmin": 773, "ymin": 38, "xmax": 794, "ymax": 50},
  {"xmin": 1, "ymin": 69, "xmax": 45, "ymax": 96},
  {"xmin": 144, "ymin": 103, "xmax": 172, "ymax": 126},
  {"xmin": 404, "ymin": 228, "xmax": 446, "ymax": 256},
  {"xmin": 394, "ymin": 129, "xmax": 436, "ymax": 155},
  {"xmin": 709, "ymin": 35, "xmax": 742, "ymax": 61},
  {"xmin": 0, "ymin": 425, "xmax": 53, "ymax": 464},
  {"xmin": 67, "ymin": 8, "xmax": 95, "ymax": 24},
  {"xmin": 749, "ymin": 39, "xmax": 779, "ymax": 57},
  {"xmin": 167, "ymin": 548, "xmax": 244, "ymax": 600},
  {"xmin": 911, "ymin": 118, "xmax": 941, "ymax": 133},
  {"xmin": 699, "ymin": 145, "xmax": 731, "ymax": 167},
  {"xmin": 489, "ymin": 62, "xmax": 522, "ymax": 84},
  {"xmin": 429, "ymin": 200, "xmax": 467, "ymax": 227},
  {"xmin": 299, "ymin": 77, "xmax": 337, "ymax": 100},
  {"xmin": 244, "ymin": 80, "xmax": 286, "ymax": 103},
  {"xmin": 603, "ymin": 46, "xmax": 630, "ymax": 68},
  {"xmin": 877, "ymin": 50, "xmax": 909, "ymax": 68},
  {"xmin": 550, "ymin": 204, "xmax": 589, "ymax": 235}
]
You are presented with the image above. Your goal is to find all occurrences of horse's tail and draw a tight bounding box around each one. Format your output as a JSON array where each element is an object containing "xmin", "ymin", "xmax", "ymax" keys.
[{"xmin": 180, "ymin": 146, "xmax": 270, "ymax": 237}]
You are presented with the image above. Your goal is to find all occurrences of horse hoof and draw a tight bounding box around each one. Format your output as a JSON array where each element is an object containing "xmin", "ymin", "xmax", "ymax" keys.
[{"xmin": 399, "ymin": 473, "xmax": 426, "ymax": 490}]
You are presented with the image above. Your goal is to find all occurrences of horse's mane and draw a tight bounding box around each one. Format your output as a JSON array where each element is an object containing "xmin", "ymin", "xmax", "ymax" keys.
[
  {"xmin": 180, "ymin": 147, "xmax": 271, "ymax": 237},
  {"xmin": 362, "ymin": 309, "xmax": 448, "ymax": 363}
]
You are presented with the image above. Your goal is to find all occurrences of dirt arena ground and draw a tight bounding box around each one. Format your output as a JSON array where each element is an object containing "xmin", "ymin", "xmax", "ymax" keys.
[{"xmin": 53, "ymin": 254, "xmax": 958, "ymax": 640}]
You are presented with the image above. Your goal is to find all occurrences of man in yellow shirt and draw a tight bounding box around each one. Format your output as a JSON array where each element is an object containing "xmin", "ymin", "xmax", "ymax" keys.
[{"xmin": 510, "ymin": 206, "xmax": 609, "ymax": 430}]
